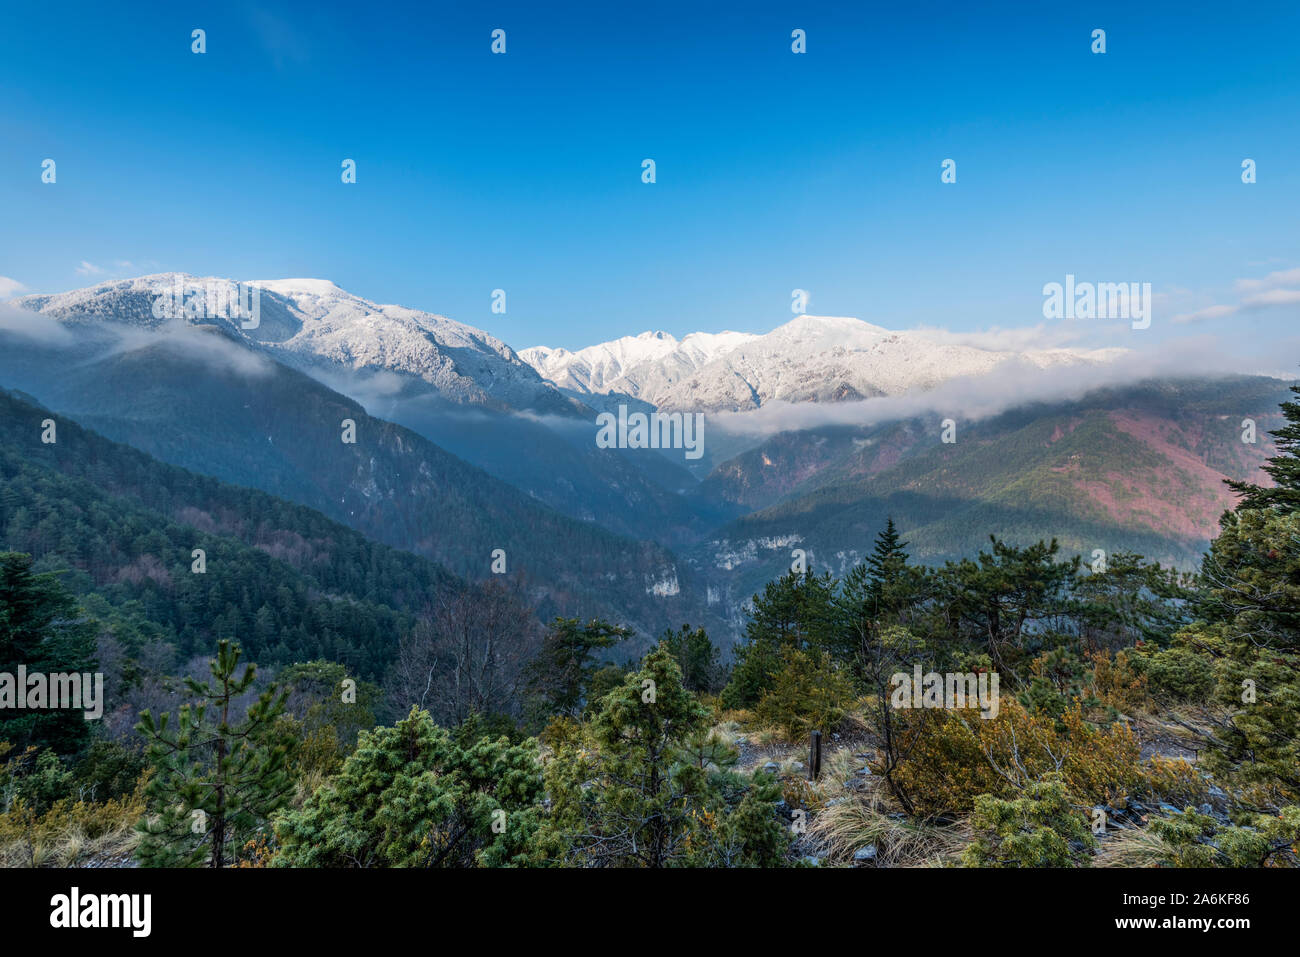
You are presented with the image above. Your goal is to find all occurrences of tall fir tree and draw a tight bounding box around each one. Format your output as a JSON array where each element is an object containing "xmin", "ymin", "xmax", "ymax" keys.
[
  {"xmin": 0, "ymin": 553, "xmax": 95, "ymax": 756},
  {"xmin": 865, "ymin": 518, "xmax": 909, "ymax": 603},
  {"xmin": 841, "ymin": 517, "xmax": 924, "ymax": 631}
]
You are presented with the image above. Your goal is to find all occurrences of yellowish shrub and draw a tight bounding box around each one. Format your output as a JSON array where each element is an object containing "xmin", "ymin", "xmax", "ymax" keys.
[
  {"xmin": 889, "ymin": 697, "xmax": 1145, "ymax": 816},
  {"xmin": 235, "ymin": 833, "xmax": 275, "ymax": 868},
  {"xmin": 1142, "ymin": 754, "xmax": 1208, "ymax": 806},
  {"xmin": 1088, "ymin": 649, "xmax": 1151, "ymax": 714},
  {"xmin": 0, "ymin": 780, "xmax": 145, "ymax": 868}
]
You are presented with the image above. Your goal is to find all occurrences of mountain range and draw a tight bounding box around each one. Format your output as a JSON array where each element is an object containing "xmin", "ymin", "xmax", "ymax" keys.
[
  {"xmin": 2, "ymin": 273, "xmax": 1288, "ymax": 646},
  {"xmin": 520, "ymin": 315, "xmax": 1126, "ymax": 413}
]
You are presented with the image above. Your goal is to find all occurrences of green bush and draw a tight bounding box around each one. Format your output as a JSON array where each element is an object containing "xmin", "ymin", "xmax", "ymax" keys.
[
  {"xmin": 273, "ymin": 707, "xmax": 544, "ymax": 867},
  {"xmin": 1135, "ymin": 646, "xmax": 1214, "ymax": 702},
  {"xmin": 961, "ymin": 773, "xmax": 1095, "ymax": 867},
  {"xmin": 754, "ymin": 647, "xmax": 854, "ymax": 740}
]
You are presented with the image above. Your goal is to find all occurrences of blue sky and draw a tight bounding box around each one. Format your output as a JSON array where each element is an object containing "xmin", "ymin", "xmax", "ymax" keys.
[{"xmin": 2, "ymin": 0, "xmax": 1299, "ymax": 353}]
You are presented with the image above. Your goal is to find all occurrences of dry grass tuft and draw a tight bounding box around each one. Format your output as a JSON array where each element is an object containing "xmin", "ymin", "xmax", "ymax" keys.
[
  {"xmin": 0, "ymin": 787, "xmax": 144, "ymax": 868},
  {"xmin": 1094, "ymin": 827, "xmax": 1175, "ymax": 868},
  {"xmin": 808, "ymin": 782, "xmax": 969, "ymax": 867}
]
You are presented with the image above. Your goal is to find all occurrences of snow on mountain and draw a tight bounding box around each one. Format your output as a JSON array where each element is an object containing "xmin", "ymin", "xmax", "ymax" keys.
[
  {"xmin": 522, "ymin": 315, "xmax": 1128, "ymax": 412},
  {"xmin": 14, "ymin": 274, "xmax": 577, "ymax": 414},
  {"xmin": 16, "ymin": 276, "xmax": 1126, "ymax": 418},
  {"xmin": 519, "ymin": 329, "xmax": 758, "ymax": 403}
]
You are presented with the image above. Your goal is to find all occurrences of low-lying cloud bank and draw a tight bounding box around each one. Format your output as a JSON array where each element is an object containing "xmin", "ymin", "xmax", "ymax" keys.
[
  {"xmin": 0, "ymin": 302, "xmax": 77, "ymax": 345},
  {"xmin": 0, "ymin": 304, "xmax": 274, "ymax": 378},
  {"xmin": 6, "ymin": 297, "xmax": 1297, "ymax": 461},
  {"xmin": 298, "ymin": 326, "xmax": 1300, "ymax": 457},
  {"xmin": 708, "ymin": 336, "xmax": 1298, "ymax": 438}
]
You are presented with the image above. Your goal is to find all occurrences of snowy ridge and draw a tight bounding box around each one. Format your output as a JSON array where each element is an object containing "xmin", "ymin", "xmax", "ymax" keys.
[
  {"xmin": 523, "ymin": 315, "xmax": 1127, "ymax": 412},
  {"xmin": 519, "ymin": 329, "xmax": 758, "ymax": 402},
  {"xmin": 14, "ymin": 274, "xmax": 576, "ymax": 414}
]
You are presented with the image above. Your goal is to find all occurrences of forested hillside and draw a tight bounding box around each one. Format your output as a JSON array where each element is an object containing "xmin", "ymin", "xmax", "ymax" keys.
[
  {"xmin": 0, "ymin": 387, "xmax": 462, "ymax": 677},
  {"xmin": 692, "ymin": 377, "xmax": 1289, "ymax": 610},
  {"xmin": 0, "ymin": 329, "xmax": 723, "ymax": 642}
]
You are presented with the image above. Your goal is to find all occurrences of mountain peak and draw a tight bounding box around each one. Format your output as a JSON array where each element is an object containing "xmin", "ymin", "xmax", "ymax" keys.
[
  {"xmin": 771, "ymin": 314, "xmax": 892, "ymax": 340},
  {"xmin": 249, "ymin": 278, "xmax": 346, "ymax": 298}
]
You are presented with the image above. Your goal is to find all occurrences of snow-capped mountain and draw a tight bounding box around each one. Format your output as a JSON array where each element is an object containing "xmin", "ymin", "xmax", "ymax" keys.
[
  {"xmin": 520, "ymin": 329, "xmax": 759, "ymax": 402},
  {"xmin": 14, "ymin": 277, "xmax": 1125, "ymax": 418},
  {"xmin": 522, "ymin": 315, "xmax": 1128, "ymax": 412},
  {"xmin": 14, "ymin": 274, "xmax": 578, "ymax": 415}
]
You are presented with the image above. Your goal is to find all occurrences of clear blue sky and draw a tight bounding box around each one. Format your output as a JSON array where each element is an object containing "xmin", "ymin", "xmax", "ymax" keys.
[{"xmin": 2, "ymin": 0, "xmax": 1298, "ymax": 351}]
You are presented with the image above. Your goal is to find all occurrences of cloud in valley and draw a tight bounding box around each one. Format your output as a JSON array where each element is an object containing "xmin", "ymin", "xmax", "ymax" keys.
[
  {"xmin": 0, "ymin": 302, "xmax": 77, "ymax": 345},
  {"xmin": 708, "ymin": 335, "xmax": 1298, "ymax": 440}
]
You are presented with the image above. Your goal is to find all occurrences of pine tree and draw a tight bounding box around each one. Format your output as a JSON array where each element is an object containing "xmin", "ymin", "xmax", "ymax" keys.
[
  {"xmin": 1174, "ymin": 509, "xmax": 1300, "ymax": 804},
  {"xmin": 1228, "ymin": 382, "xmax": 1300, "ymax": 512},
  {"xmin": 753, "ymin": 645, "xmax": 854, "ymax": 739},
  {"xmin": 135, "ymin": 640, "xmax": 296, "ymax": 867},
  {"xmin": 938, "ymin": 537, "xmax": 1078, "ymax": 681},
  {"xmin": 660, "ymin": 624, "xmax": 724, "ymax": 694},
  {"xmin": 722, "ymin": 569, "xmax": 840, "ymax": 709},
  {"xmin": 524, "ymin": 617, "xmax": 631, "ymax": 721},
  {"xmin": 961, "ymin": 773, "xmax": 1095, "ymax": 867},
  {"xmin": 542, "ymin": 645, "xmax": 790, "ymax": 867},
  {"xmin": 865, "ymin": 517, "xmax": 909, "ymax": 609}
]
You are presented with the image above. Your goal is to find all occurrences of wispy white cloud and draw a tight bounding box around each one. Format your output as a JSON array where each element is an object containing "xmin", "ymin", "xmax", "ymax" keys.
[
  {"xmin": 0, "ymin": 300, "xmax": 272, "ymax": 377},
  {"xmin": 0, "ymin": 277, "xmax": 26, "ymax": 299},
  {"xmin": 76, "ymin": 261, "xmax": 105, "ymax": 276},
  {"xmin": 1243, "ymin": 288, "xmax": 1300, "ymax": 308},
  {"xmin": 100, "ymin": 320, "xmax": 274, "ymax": 378},
  {"xmin": 1236, "ymin": 267, "xmax": 1300, "ymax": 292},
  {"xmin": 912, "ymin": 321, "xmax": 1101, "ymax": 352},
  {"xmin": 1172, "ymin": 303, "xmax": 1239, "ymax": 323},
  {"xmin": 1173, "ymin": 265, "xmax": 1300, "ymax": 324}
]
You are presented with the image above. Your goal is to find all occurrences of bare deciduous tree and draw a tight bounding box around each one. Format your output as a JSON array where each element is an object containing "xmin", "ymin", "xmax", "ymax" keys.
[{"xmin": 389, "ymin": 578, "xmax": 540, "ymax": 725}]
